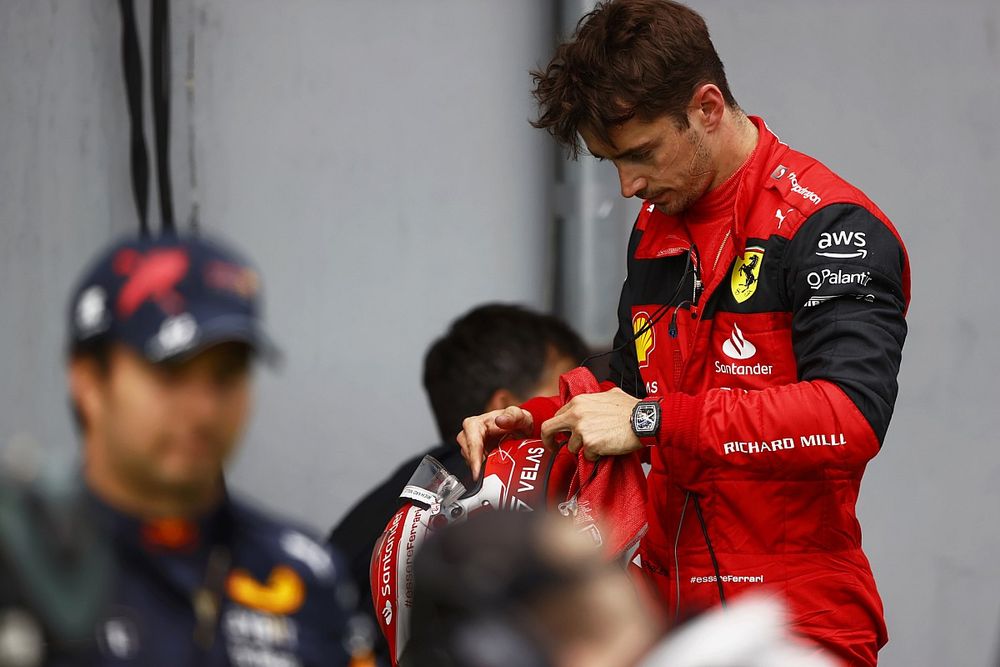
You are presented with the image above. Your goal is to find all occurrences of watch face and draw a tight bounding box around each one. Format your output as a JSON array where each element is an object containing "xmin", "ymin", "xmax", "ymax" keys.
[{"xmin": 633, "ymin": 402, "xmax": 659, "ymax": 435}]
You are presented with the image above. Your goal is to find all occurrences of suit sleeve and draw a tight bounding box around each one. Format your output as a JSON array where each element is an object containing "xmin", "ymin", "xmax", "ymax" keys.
[{"xmin": 656, "ymin": 204, "xmax": 909, "ymax": 483}]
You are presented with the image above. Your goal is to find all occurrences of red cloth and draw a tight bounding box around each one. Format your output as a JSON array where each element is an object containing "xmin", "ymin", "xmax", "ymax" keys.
[{"xmin": 526, "ymin": 368, "xmax": 648, "ymax": 560}]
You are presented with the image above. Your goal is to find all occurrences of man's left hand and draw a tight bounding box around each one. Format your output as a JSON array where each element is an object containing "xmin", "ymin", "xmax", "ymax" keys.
[{"xmin": 539, "ymin": 388, "xmax": 643, "ymax": 461}]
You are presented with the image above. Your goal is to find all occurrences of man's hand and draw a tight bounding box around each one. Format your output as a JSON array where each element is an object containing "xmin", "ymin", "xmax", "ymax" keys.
[
  {"xmin": 457, "ymin": 406, "xmax": 534, "ymax": 481},
  {"xmin": 540, "ymin": 388, "xmax": 643, "ymax": 461}
]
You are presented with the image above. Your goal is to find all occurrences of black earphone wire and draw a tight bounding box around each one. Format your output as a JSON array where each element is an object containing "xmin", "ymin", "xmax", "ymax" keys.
[
  {"xmin": 692, "ymin": 495, "xmax": 727, "ymax": 608},
  {"xmin": 580, "ymin": 244, "xmax": 700, "ymax": 399}
]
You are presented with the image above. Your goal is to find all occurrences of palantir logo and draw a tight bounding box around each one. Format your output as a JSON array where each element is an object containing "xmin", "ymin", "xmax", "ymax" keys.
[{"xmin": 722, "ymin": 323, "xmax": 756, "ymax": 360}]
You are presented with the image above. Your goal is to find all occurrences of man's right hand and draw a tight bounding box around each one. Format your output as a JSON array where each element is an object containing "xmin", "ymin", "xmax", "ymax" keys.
[{"xmin": 457, "ymin": 406, "xmax": 534, "ymax": 481}]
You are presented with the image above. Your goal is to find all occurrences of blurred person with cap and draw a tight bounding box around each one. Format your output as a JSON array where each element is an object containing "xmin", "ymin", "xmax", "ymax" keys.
[{"xmin": 64, "ymin": 233, "xmax": 364, "ymax": 666}]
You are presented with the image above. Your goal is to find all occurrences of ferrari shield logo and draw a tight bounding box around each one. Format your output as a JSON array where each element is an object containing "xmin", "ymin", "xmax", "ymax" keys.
[{"xmin": 730, "ymin": 247, "xmax": 764, "ymax": 303}]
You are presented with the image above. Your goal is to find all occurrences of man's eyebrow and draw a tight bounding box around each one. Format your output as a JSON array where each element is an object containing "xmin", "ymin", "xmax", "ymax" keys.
[{"xmin": 592, "ymin": 139, "xmax": 658, "ymax": 161}]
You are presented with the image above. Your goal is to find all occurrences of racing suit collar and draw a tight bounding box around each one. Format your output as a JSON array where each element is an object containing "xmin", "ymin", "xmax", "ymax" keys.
[
  {"xmin": 634, "ymin": 116, "xmax": 783, "ymax": 259},
  {"xmin": 85, "ymin": 480, "xmax": 234, "ymax": 554}
]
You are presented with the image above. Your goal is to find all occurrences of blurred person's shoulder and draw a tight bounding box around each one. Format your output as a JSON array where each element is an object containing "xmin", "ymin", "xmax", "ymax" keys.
[
  {"xmin": 224, "ymin": 495, "xmax": 358, "ymax": 662},
  {"xmin": 227, "ymin": 494, "xmax": 354, "ymax": 610}
]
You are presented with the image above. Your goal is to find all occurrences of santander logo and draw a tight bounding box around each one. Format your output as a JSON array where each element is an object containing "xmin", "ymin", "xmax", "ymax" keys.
[
  {"xmin": 382, "ymin": 600, "xmax": 393, "ymax": 626},
  {"xmin": 722, "ymin": 323, "xmax": 756, "ymax": 360}
]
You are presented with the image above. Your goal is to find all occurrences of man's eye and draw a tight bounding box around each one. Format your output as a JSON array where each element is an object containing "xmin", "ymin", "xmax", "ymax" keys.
[
  {"xmin": 214, "ymin": 363, "xmax": 247, "ymax": 386},
  {"xmin": 154, "ymin": 364, "xmax": 185, "ymax": 385}
]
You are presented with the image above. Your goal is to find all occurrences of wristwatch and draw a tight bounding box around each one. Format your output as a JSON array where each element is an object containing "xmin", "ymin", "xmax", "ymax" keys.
[{"xmin": 630, "ymin": 399, "xmax": 661, "ymax": 444}]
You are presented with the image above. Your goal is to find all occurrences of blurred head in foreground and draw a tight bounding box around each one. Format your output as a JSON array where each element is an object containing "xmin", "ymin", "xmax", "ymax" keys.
[{"xmin": 401, "ymin": 511, "xmax": 660, "ymax": 667}]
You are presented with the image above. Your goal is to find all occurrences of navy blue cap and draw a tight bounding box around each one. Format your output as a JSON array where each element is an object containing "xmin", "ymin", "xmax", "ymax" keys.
[{"xmin": 68, "ymin": 233, "xmax": 278, "ymax": 363}]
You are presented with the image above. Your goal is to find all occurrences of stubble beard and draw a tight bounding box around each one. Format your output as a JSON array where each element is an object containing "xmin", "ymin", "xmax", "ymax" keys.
[
  {"xmin": 654, "ymin": 129, "xmax": 715, "ymax": 216},
  {"xmin": 101, "ymin": 426, "xmax": 229, "ymax": 516}
]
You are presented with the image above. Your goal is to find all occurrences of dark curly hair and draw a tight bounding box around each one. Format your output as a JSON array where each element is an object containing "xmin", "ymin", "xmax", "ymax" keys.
[
  {"xmin": 422, "ymin": 304, "xmax": 588, "ymax": 442},
  {"xmin": 531, "ymin": 0, "xmax": 738, "ymax": 157}
]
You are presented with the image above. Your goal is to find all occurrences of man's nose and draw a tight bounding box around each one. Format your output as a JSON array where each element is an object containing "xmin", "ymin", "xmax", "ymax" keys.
[
  {"xmin": 618, "ymin": 167, "xmax": 646, "ymax": 199},
  {"xmin": 178, "ymin": 376, "xmax": 224, "ymax": 419}
]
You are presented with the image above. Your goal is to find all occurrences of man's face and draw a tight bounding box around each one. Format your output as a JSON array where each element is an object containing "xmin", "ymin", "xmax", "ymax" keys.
[
  {"xmin": 581, "ymin": 113, "xmax": 715, "ymax": 216},
  {"xmin": 76, "ymin": 342, "xmax": 252, "ymax": 508}
]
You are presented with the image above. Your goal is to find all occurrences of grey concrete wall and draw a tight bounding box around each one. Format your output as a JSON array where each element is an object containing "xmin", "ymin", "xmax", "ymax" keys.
[
  {"xmin": 0, "ymin": 0, "xmax": 556, "ymax": 518},
  {"xmin": 1, "ymin": 1, "xmax": 998, "ymax": 665},
  {"xmin": 0, "ymin": 1, "xmax": 134, "ymax": 467},
  {"xmin": 171, "ymin": 0, "xmax": 557, "ymax": 531}
]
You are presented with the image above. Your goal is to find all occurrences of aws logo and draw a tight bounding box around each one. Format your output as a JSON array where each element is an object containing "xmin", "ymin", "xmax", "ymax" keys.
[
  {"xmin": 816, "ymin": 230, "xmax": 867, "ymax": 259},
  {"xmin": 632, "ymin": 311, "xmax": 655, "ymax": 369},
  {"xmin": 731, "ymin": 247, "xmax": 765, "ymax": 303},
  {"xmin": 227, "ymin": 565, "xmax": 305, "ymax": 615}
]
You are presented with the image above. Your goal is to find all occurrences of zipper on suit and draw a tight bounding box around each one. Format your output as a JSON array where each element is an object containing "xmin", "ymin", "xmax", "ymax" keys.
[{"xmin": 676, "ymin": 229, "xmax": 733, "ymax": 391}]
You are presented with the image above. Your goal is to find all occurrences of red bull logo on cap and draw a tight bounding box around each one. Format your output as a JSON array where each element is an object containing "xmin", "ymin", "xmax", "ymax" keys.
[{"xmin": 113, "ymin": 248, "xmax": 189, "ymax": 317}]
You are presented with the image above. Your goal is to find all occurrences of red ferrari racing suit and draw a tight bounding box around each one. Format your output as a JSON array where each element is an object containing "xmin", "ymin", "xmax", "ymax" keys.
[{"xmin": 523, "ymin": 117, "xmax": 909, "ymax": 665}]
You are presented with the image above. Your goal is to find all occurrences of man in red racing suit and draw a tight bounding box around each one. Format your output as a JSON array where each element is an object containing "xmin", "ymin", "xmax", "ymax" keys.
[
  {"xmin": 526, "ymin": 117, "xmax": 907, "ymax": 665},
  {"xmin": 458, "ymin": 2, "xmax": 909, "ymax": 665}
]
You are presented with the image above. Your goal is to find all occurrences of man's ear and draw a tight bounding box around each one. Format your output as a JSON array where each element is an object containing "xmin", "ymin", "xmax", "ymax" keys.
[
  {"xmin": 689, "ymin": 83, "xmax": 726, "ymax": 132},
  {"xmin": 485, "ymin": 388, "xmax": 522, "ymax": 413},
  {"xmin": 68, "ymin": 357, "xmax": 104, "ymax": 431}
]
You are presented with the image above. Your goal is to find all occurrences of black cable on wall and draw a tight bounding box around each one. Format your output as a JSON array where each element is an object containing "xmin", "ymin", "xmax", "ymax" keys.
[
  {"xmin": 118, "ymin": 0, "xmax": 150, "ymax": 236},
  {"xmin": 119, "ymin": 0, "xmax": 176, "ymax": 236},
  {"xmin": 151, "ymin": 0, "xmax": 175, "ymax": 232}
]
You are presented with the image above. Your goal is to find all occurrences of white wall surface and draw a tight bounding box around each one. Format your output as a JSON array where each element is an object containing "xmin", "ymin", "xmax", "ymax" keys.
[{"xmin": 1, "ymin": 1, "xmax": 998, "ymax": 665}]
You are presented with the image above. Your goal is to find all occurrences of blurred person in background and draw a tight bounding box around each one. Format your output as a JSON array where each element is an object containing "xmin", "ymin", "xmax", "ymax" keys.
[
  {"xmin": 459, "ymin": 1, "xmax": 909, "ymax": 664},
  {"xmin": 329, "ymin": 303, "xmax": 587, "ymax": 665},
  {"xmin": 65, "ymin": 233, "xmax": 364, "ymax": 666},
  {"xmin": 400, "ymin": 510, "xmax": 660, "ymax": 667}
]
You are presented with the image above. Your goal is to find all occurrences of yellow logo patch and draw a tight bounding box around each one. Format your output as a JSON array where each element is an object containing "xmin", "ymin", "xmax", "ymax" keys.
[
  {"xmin": 227, "ymin": 565, "xmax": 305, "ymax": 615},
  {"xmin": 632, "ymin": 311, "xmax": 655, "ymax": 369},
  {"xmin": 731, "ymin": 247, "xmax": 765, "ymax": 303}
]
